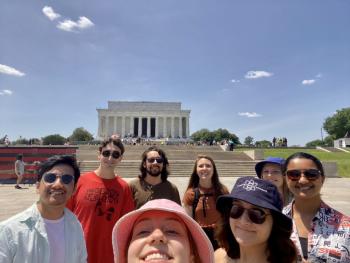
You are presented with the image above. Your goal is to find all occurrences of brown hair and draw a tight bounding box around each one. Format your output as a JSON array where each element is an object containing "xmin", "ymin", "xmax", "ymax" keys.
[
  {"xmin": 139, "ymin": 146, "xmax": 170, "ymax": 181},
  {"xmin": 99, "ymin": 137, "xmax": 125, "ymax": 155}
]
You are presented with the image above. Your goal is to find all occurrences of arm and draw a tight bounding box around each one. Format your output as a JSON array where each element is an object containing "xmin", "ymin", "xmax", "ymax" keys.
[{"xmin": 0, "ymin": 226, "xmax": 14, "ymax": 263}]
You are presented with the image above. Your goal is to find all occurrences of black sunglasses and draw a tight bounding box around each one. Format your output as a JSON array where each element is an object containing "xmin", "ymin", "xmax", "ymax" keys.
[
  {"xmin": 286, "ymin": 169, "xmax": 321, "ymax": 181},
  {"xmin": 43, "ymin": 173, "xmax": 74, "ymax": 185},
  {"xmin": 146, "ymin": 157, "xmax": 164, "ymax": 164},
  {"xmin": 230, "ymin": 204, "xmax": 270, "ymax": 224},
  {"xmin": 101, "ymin": 150, "xmax": 121, "ymax": 159}
]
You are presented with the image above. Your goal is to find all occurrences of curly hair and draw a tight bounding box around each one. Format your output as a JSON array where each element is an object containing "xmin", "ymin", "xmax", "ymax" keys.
[
  {"xmin": 139, "ymin": 146, "xmax": 170, "ymax": 181},
  {"xmin": 98, "ymin": 137, "xmax": 125, "ymax": 155},
  {"xmin": 185, "ymin": 155, "xmax": 228, "ymax": 199},
  {"xmin": 216, "ymin": 205, "xmax": 297, "ymax": 263}
]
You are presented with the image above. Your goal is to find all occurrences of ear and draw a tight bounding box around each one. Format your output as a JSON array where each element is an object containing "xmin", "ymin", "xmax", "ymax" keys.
[{"xmin": 36, "ymin": 182, "xmax": 40, "ymax": 194}]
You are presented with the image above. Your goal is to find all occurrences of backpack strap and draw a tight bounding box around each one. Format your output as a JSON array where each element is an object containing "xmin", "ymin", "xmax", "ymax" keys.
[{"xmin": 192, "ymin": 188, "xmax": 201, "ymax": 219}]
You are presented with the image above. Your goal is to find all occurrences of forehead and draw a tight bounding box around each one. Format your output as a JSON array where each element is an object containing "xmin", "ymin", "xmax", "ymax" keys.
[
  {"xmin": 146, "ymin": 150, "xmax": 161, "ymax": 158},
  {"xmin": 232, "ymin": 200, "xmax": 269, "ymax": 213},
  {"xmin": 101, "ymin": 143, "xmax": 121, "ymax": 152},
  {"xmin": 197, "ymin": 158, "xmax": 212, "ymax": 165},
  {"xmin": 287, "ymin": 158, "xmax": 317, "ymax": 169},
  {"xmin": 45, "ymin": 164, "xmax": 74, "ymax": 175},
  {"xmin": 262, "ymin": 163, "xmax": 281, "ymax": 170}
]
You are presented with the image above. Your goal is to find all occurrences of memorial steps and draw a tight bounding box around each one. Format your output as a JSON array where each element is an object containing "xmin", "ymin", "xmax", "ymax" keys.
[{"xmin": 77, "ymin": 145, "xmax": 256, "ymax": 177}]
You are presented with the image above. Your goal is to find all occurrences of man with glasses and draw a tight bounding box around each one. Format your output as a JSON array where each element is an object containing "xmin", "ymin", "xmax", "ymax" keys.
[
  {"xmin": 0, "ymin": 155, "xmax": 87, "ymax": 263},
  {"xmin": 129, "ymin": 146, "xmax": 181, "ymax": 209},
  {"xmin": 67, "ymin": 137, "xmax": 134, "ymax": 263}
]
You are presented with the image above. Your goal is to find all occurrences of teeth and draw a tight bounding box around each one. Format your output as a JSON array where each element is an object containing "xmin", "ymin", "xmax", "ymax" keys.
[
  {"xmin": 144, "ymin": 253, "xmax": 169, "ymax": 261},
  {"xmin": 299, "ymin": 186, "xmax": 311, "ymax": 191}
]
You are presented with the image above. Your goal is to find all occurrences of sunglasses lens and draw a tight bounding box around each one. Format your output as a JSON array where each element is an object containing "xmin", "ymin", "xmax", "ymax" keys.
[
  {"xmin": 111, "ymin": 151, "xmax": 121, "ymax": 159},
  {"xmin": 304, "ymin": 169, "xmax": 321, "ymax": 180},
  {"xmin": 247, "ymin": 209, "xmax": 266, "ymax": 224},
  {"xmin": 102, "ymin": 151, "xmax": 110, "ymax": 157},
  {"xmin": 230, "ymin": 204, "xmax": 244, "ymax": 219},
  {"xmin": 43, "ymin": 173, "xmax": 56, "ymax": 183},
  {"xmin": 61, "ymin": 174, "xmax": 74, "ymax": 184},
  {"xmin": 286, "ymin": 170, "xmax": 301, "ymax": 180},
  {"xmin": 147, "ymin": 158, "xmax": 163, "ymax": 163}
]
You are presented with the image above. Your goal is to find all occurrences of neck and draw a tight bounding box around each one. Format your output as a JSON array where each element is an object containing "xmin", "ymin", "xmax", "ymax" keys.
[
  {"xmin": 145, "ymin": 174, "xmax": 162, "ymax": 185},
  {"xmin": 238, "ymin": 244, "xmax": 269, "ymax": 263},
  {"xmin": 199, "ymin": 180, "xmax": 213, "ymax": 189},
  {"xmin": 36, "ymin": 202, "xmax": 64, "ymax": 220},
  {"xmin": 94, "ymin": 167, "xmax": 115, "ymax": 179},
  {"xmin": 293, "ymin": 196, "xmax": 321, "ymax": 215}
]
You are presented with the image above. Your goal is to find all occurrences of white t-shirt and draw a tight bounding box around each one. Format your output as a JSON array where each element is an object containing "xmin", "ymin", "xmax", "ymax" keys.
[{"xmin": 43, "ymin": 216, "xmax": 65, "ymax": 263}]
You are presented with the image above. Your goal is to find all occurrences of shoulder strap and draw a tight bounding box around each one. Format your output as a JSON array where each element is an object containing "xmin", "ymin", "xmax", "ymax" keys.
[{"xmin": 192, "ymin": 188, "xmax": 201, "ymax": 219}]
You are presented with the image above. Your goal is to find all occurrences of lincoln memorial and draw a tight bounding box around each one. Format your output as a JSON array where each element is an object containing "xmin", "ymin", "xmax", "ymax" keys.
[{"xmin": 97, "ymin": 101, "xmax": 191, "ymax": 139}]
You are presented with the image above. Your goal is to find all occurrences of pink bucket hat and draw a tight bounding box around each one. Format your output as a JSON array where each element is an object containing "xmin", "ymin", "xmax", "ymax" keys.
[{"xmin": 112, "ymin": 199, "xmax": 214, "ymax": 263}]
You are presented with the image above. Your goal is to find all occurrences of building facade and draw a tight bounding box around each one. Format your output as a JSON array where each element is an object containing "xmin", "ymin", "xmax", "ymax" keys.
[{"xmin": 97, "ymin": 101, "xmax": 190, "ymax": 139}]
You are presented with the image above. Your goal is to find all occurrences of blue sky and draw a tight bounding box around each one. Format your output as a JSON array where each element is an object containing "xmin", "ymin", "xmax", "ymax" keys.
[{"xmin": 1, "ymin": 0, "xmax": 349, "ymax": 146}]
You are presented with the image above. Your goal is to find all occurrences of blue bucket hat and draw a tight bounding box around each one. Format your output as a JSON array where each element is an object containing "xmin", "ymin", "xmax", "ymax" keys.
[
  {"xmin": 216, "ymin": 177, "xmax": 292, "ymax": 229},
  {"xmin": 255, "ymin": 157, "xmax": 285, "ymax": 178}
]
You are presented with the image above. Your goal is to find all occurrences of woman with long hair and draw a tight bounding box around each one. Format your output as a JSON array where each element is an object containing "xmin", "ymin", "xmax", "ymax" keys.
[
  {"xmin": 183, "ymin": 155, "xmax": 229, "ymax": 250},
  {"xmin": 283, "ymin": 152, "xmax": 350, "ymax": 262},
  {"xmin": 255, "ymin": 157, "xmax": 293, "ymax": 206},
  {"xmin": 215, "ymin": 176, "xmax": 297, "ymax": 263}
]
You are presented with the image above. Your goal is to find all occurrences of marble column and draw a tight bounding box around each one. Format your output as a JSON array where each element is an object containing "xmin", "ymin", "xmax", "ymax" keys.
[
  {"xmin": 147, "ymin": 117, "xmax": 151, "ymax": 137},
  {"xmin": 138, "ymin": 117, "xmax": 142, "ymax": 137},
  {"xmin": 179, "ymin": 116, "xmax": 183, "ymax": 138},
  {"xmin": 163, "ymin": 117, "xmax": 167, "ymax": 138},
  {"xmin": 155, "ymin": 117, "xmax": 159, "ymax": 138},
  {"xmin": 122, "ymin": 116, "xmax": 125, "ymax": 138},
  {"xmin": 171, "ymin": 116, "xmax": 175, "ymax": 138}
]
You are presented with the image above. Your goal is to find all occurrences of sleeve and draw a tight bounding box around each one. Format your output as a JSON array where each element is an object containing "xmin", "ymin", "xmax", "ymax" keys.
[
  {"xmin": 182, "ymin": 189, "xmax": 195, "ymax": 206},
  {"xmin": 121, "ymin": 184, "xmax": 135, "ymax": 216},
  {"xmin": 0, "ymin": 226, "xmax": 14, "ymax": 263}
]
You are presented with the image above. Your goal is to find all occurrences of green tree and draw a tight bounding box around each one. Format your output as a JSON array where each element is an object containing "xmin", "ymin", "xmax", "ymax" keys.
[
  {"xmin": 13, "ymin": 137, "xmax": 29, "ymax": 145},
  {"xmin": 213, "ymin": 128, "xmax": 240, "ymax": 144},
  {"xmin": 191, "ymin": 129, "xmax": 213, "ymax": 142},
  {"xmin": 69, "ymin": 127, "xmax": 94, "ymax": 142},
  {"xmin": 305, "ymin": 139, "xmax": 324, "ymax": 147},
  {"xmin": 42, "ymin": 134, "xmax": 66, "ymax": 145},
  {"xmin": 244, "ymin": 136, "xmax": 254, "ymax": 146},
  {"xmin": 323, "ymin": 108, "xmax": 350, "ymax": 139},
  {"xmin": 255, "ymin": 140, "xmax": 272, "ymax": 148}
]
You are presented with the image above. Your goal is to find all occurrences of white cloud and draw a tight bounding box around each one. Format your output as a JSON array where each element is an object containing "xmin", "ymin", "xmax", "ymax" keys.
[
  {"xmin": 231, "ymin": 79, "xmax": 240, "ymax": 83},
  {"xmin": 42, "ymin": 6, "xmax": 61, "ymax": 21},
  {"xmin": 245, "ymin": 71, "xmax": 273, "ymax": 79},
  {"xmin": 0, "ymin": 64, "xmax": 25, "ymax": 77},
  {"xmin": 0, "ymin": 89, "xmax": 13, "ymax": 96},
  {"xmin": 302, "ymin": 79, "xmax": 316, "ymax": 85},
  {"xmin": 238, "ymin": 112, "xmax": 262, "ymax": 118},
  {"xmin": 57, "ymin": 16, "xmax": 94, "ymax": 32}
]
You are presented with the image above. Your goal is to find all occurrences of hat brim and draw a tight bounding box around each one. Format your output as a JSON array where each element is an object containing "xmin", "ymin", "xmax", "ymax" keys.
[
  {"xmin": 112, "ymin": 205, "xmax": 214, "ymax": 263},
  {"xmin": 216, "ymin": 195, "xmax": 292, "ymax": 231},
  {"xmin": 255, "ymin": 160, "xmax": 283, "ymax": 178}
]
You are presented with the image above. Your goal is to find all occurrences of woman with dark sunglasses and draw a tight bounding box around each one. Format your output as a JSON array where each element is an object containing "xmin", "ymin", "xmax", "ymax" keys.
[
  {"xmin": 215, "ymin": 176, "xmax": 297, "ymax": 263},
  {"xmin": 282, "ymin": 152, "xmax": 350, "ymax": 262}
]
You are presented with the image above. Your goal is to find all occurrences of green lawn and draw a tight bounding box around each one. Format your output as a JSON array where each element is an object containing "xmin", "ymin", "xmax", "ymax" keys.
[{"xmin": 236, "ymin": 148, "xmax": 350, "ymax": 178}]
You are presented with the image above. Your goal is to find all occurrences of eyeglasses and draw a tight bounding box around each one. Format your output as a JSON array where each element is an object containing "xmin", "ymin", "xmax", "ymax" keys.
[
  {"xmin": 230, "ymin": 204, "xmax": 270, "ymax": 224},
  {"xmin": 146, "ymin": 157, "xmax": 164, "ymax": 164},
  {"xmin": 43, "ymin": 173, "xmax": 74, "ymax": 185},
  {"xmin": 286, "ymin": 169, "xmax": 321, "ymax": 181},
  {"xmin": 101, "ymin": 150, "xmax": 121, "ymax": 159}
]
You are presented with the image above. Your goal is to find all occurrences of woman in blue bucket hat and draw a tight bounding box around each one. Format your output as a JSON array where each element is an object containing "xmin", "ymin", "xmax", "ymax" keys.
[
  {"xmin": 255, "ymin": 157, "xmax": 293, "ymax": 206},
  {"xmin": 215, "ymin": 176, "xmax": 297, "ymax": 263}
]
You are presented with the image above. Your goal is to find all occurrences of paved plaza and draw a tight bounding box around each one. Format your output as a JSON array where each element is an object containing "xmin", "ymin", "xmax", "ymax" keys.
[{"xmin": 1, "ymin": 177, "xmax": 349, "ymax": 221}]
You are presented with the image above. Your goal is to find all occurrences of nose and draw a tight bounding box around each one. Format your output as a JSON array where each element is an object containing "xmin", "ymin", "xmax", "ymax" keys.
[
  {"xmin": 298, "ymin": 172, "xmax": 310, "ymax": 183},
  {"xmin": 149, "ymin": 228, "xmax": 166, "ymax": 244},
  {"xmin": 51, "ymin": 176, "xmax": 64, "ymax": 187}
]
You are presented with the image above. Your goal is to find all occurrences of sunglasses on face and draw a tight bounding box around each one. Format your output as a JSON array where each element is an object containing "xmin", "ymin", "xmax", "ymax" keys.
[
  {"xmin": 286, "ymin": 169, "xmax": 321, "ymax": 181},
  {"xmin": 101, "ymin": 150, "xmax": 121, "ymax": 159},
  {"xmin": 146, "ymin": 157, "xmax": 164, "ymax": 164},
  {"xmin": 43, "ymin": 173, "xmax": 74, "ymax": 185},
  {"xmin": 230, "ymin": 203, "xmax": 270, "ymax": 224}
]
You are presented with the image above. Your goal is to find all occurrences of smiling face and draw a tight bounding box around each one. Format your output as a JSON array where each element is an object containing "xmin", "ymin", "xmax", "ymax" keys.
[
  {"xmin": 37, "ymin": 164, "xmax": 75, "ymax": 212},
  {"xmin": 144, "ymin": 151, "xmax": 164, "ymax": 177},
  {"xmin": 286, "ymin": 157, "xmax": 324, "ymax": 200},
  {"xmin": 196, "ymin": 158, "xmax": 214, "ymax": 184},
  {"xmin": 127, "ymin": 211, "xmax": 192, "ymax": 263},
  {"xmin": 98, "ymin": 143, "xmax": 122, "ymax": 169},
  {"xmin": 261, "ymin": 163, "xmax": 283, "ymax": 189},
  {"xmin": 229, "ymin": 200, "xmax": 273, "ymax": 249}
]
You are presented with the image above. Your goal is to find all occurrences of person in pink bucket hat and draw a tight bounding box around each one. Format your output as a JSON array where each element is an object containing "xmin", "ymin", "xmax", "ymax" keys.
[{"xmin": 112, "ymin": 199, "xmax": 214, "ymax": 263}]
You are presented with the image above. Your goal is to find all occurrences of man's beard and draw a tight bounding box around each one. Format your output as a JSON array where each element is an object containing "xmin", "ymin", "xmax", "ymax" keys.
[{"xmin": 147, "ymin": 166, "xmax": 162, "ymax": 177}]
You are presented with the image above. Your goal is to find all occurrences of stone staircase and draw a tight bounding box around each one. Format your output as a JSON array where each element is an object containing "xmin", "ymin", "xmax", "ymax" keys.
[{"xmin": 77, "ymin": 145, "xmax": 257, "ymax": 178}]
